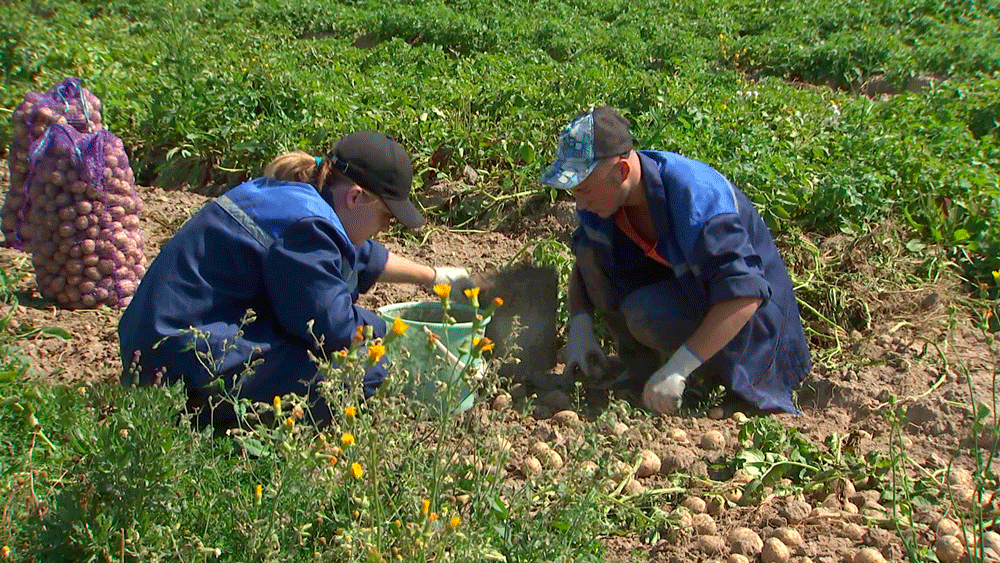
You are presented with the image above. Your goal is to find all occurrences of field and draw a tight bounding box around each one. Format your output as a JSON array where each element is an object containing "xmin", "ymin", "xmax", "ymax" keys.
[{"xmin": 2, "ymin": 0, "xmax": 1000, "ymax": 561}]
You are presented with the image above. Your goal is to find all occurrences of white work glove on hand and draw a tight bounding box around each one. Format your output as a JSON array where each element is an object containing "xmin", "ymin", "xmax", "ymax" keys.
[
  {"xmin": 432, "ymin": 266, "xmax": 472, "ymax": 288},
  {"xmin": 563, "ymin": 313, "xmax": 608, "ymax": 379},
  {"xmin": 642, "ymin": 344, "xmax": 703, "ymax": 415}
]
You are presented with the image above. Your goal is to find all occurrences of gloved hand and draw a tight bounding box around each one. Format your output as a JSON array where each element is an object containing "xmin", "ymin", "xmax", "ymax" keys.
[
  {"xmin": 433, "ymin": 266, "xmax": 472, "ymax": 288},
  {"xmin": 563, "ymin": 313, "xmax": 608, "ymax": 380},
  {"xmin": 642, "ymin": 344, "xmax": 703, "ymax": 415}
]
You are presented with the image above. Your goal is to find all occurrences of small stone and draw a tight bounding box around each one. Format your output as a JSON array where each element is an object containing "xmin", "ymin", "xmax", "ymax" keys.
[{"xmin": 707, "ymin": 406, "xmax": 725, "ymax": 419}]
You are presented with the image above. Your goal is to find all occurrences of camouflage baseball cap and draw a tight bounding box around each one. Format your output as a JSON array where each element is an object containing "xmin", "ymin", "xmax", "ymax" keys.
[{"xmin": 540, "ymin": 106, "xmax": 633, "ymax": 190}]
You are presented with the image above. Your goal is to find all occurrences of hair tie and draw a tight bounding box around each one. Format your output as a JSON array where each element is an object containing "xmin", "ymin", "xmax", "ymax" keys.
[{"xmin": 315, "ymin": 156, "xmax": 323, "ymax": 167}]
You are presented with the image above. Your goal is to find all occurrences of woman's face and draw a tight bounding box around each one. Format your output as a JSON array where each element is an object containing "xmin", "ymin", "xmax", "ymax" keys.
[{"xmin": 337, "ymin": 184, "xmax": 393, "ymax": 245}]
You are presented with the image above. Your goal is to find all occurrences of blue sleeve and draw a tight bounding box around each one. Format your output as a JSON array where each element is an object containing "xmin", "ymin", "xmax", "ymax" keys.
[
  {"xmin": 261, "ymin": 217, "xmax": 386, "ymax": 353},
  {"xmin": 690, "ymin": 213, "xmax": 772, "ymax": 306},
  {"xmin": 354, "ymin": 239, "xmax": 389, "ymax": 296}
]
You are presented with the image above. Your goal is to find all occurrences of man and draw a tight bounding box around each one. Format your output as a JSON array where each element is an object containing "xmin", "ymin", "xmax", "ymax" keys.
[
  {"xmin": 119, "ymin": 131, "xmax": 471, "ymax": 427},
  {"xmin": 541, "ymin": 107, "xmax": 810, "ymax": 415}
]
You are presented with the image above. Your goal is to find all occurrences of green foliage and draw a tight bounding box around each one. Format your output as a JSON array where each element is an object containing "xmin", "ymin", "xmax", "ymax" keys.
[{"xmin": 3, "ymin": 0, "xmax": 998, "ymax": 279}]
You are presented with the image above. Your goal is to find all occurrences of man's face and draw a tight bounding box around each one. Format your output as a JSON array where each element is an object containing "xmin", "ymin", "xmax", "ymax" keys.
[{"xmin": 571, "ymin": 158, "xmax": 625, "ymax": 219}]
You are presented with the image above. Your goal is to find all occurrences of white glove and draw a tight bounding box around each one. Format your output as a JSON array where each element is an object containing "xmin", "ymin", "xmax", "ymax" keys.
[
  {"xmin": 563, "ymin": 313, "xmax": 608, "ymax": 380},
  {"xmin": 432, "ymin": 267, "xmax": 473, "ymax": 292},
  {"xmin": 642, "ymin": 344, "xmax": 703, "ymax": 415}
]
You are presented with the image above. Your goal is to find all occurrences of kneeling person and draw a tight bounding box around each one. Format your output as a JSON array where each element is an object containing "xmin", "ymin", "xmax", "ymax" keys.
[{"xmin": 541, "ymin": 107, "xmax": 810, "ymax": 415}]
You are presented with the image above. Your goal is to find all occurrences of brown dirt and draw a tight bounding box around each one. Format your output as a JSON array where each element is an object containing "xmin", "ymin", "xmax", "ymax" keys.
[{"xmin": 2, "ymin": 183, "xmax": 998, "ymax": 562}]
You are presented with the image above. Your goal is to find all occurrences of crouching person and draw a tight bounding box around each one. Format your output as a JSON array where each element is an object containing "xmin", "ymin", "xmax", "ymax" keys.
[
  {"xmin": 118, "ymin": 131, "xmax": 472, "ymax": 429},
  {"xmin": 541, "ymin": 107, "xmax": 811, "ymax": 415}
]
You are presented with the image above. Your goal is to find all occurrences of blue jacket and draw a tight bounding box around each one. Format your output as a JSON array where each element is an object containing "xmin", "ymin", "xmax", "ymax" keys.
[
  {"xmin": 574, "ymin": 151, "xmax": 811, "ymax": 412},
  {"xmin": 118, "ymin": 177, "xmax": 389, "ymax": 396}
]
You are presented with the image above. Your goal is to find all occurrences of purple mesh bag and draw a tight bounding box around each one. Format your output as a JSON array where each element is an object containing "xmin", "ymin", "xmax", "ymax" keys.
[
  {"xmin": 26, "ymin": 124, "xmax": 145, "ymax": 310},
  {"xmin": 3, "ymin": 78, "xmax": 103, "ymax": 250}
]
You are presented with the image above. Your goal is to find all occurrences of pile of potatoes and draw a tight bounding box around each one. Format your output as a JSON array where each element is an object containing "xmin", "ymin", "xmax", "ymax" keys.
[
  {"xmin": 2, "ymin": 78, "xmax": 103, "ymax": 250},
  {"xmin": 22, "ymin": 124, "xmax": 145, "ymax": 309}
]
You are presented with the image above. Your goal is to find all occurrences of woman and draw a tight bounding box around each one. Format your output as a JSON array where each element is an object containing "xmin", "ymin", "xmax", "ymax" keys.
[{"xmin": 118, "ymin": 131, "xmax": 471, "ymax": 427}]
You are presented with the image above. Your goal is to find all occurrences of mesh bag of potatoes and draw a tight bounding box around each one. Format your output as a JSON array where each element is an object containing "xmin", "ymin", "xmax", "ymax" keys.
[
  {"xmin": 24, "ymin": 123, "xmax": 145, "ymax": 309},
  {"xmin": 2, "ymin": 77, "xmax": 103, "ymax": 251}
]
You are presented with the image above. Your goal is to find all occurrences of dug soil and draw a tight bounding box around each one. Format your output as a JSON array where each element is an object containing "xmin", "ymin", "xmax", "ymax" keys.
[{"xmin": 2, "ymin": 183, "xmax": 997, "ymax": 563}]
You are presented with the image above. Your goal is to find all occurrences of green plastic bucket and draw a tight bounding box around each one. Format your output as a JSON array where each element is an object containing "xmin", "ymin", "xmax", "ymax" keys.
[{"xmin": 377, "ymin": 301, "xmax": 491, "ymax": 414}]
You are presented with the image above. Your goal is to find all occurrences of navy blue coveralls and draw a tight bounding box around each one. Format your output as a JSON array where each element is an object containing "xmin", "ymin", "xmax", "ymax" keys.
[
  {"xmin": 573, "ymin": 150, "xmax": 811, "ymax": 413},
  {"xmin": 118, "ymin": 177, "xmax": 389, "ymax": 426}
]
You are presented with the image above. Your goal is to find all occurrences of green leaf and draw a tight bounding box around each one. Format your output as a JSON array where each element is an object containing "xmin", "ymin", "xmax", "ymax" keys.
[{"xmin": 952, "ymin": 229, "xmax": 970, "ymax": 242}]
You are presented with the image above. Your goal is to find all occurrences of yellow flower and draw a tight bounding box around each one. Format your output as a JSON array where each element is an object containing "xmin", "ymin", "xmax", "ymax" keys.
[
  {"xmin": 433, "ymin": 283, "xmax": 451, "ymax": 298},
  {"xmin": 273, "ymin": 396, "xmax": 282, "ymax": 410},
  {"xmin": 329, "ymin": 455, "xmax": 338, "ymax": 466},
  {"xmin": 422, "ymin": 499, "xmax": 430, "ymax": 515},
  {"xmin": 993, "ymin": 269, "xmax": 1000, "ymax": 281},
  {"xmin": 350, "ymin": 462, "xmax": 363, "ymax": 479},
  {"xmin": 352, "ymin": 324, "xmax": 365, "ymax": 344},
  {"xmin": 254, "ymin": 484, "xmax": 262, "ymax": 499},
  {"xmin": 474, "ymin": 337, "xmax": 495, "ymax": 352},
  {"xmin": 368, "ymin": 343, "xmax": 386, "ymax": 363},
  {"xmin": 284, "ymin": 417, "xmax": 295, "ymax": 430},
  {"xmin": 449, "ymin": 515, "xmax": 461, "ymax": 529},
  {"xmin": 341, "ymin": 433, "xmax": 355, "ymax": 447},
  {"xmin": 430, "ymin": 512, "xmax": 439, "ymax": 521},
  {"xmin": 391, "ymin": 316, "xmax": 408, "ymax": 335},
  {"xmin": 463, "ymin": 287, "xmax": 480, "ymax": 298},
  {"xmin": 492, "ymin": 297, "xmax": 504, "ymax": 307},
  {"xmin": 345, "ymin": 406, "xmax": 356, "ymax": 418},
  {"xmin": 292, "ymin": 405, "xmax": 304, "ymax": 419},
  {"xmin": 2, "ymin": 546, "xmax": 9, "ymax": 557},
  {"xmin": 336, "ymin": 349, "xmax": 349, "ymax": 360}
]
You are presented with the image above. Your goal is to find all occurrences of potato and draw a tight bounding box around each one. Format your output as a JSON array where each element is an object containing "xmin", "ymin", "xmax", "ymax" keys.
[
  {"xmin": 682, "ymin": 496, "xmax": 707, "ymax": 514},
  {"xmin": 700, "ymin": 430, "xmax": 726, "ymax": 450},
  {"xmin": 635, "ymin": 450, "xmax": 661, "ymax": 478},
  {"xmin": 728, "ymin": 527, "xmax": 763, "ymax": 556},
  {"xmin": 761, "ymin": 538, "xmax": 790, "ymax": 563},
  {"xmin": 934, "ymin": 535, "xmax": 965, "ymax": 563},
  {"xmin": 852, "ymin": 547, "xmax": 887, "ymax": 563}
]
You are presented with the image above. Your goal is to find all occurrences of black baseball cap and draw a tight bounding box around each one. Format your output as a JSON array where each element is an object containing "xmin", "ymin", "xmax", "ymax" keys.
[{"xmin": 330, "ymin": 131, "xmax": 425, "ymax": 228}]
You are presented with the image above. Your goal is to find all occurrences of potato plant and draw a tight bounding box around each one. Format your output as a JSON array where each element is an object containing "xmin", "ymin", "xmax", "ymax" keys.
[
  {"xmin": 24, "ymin": 124, "xmax": 145, "ymax": 309},
  {"xmin": 2, "ymin": 78, "xmax": 103, "ymax": 251}
]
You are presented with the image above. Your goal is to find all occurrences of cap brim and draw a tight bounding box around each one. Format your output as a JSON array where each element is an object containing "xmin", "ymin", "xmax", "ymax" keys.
[
  {"xmin": 384, "ymin": 197, "xmax": 426, "ymax": 228},
  {"xmin": 539, "ymin": 158, "xmax": 599, "ymax": 190}
]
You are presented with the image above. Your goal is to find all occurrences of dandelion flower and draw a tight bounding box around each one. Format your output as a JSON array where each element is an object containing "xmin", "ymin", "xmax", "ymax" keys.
[
  {"xmin": 345, "ymin": 406, "xmax": 356, "ymax": 418},
  {"xmin": 391, "ymin": 316, "xmax": 408, "ymax": 335},
  {"xmin": 993, "ymin": 269, "xmax": 1000, "ymax": 281},
  {"xmin": 422, "ymin": 499, "xmax": 430, "ymax": 515},
  {"xmin": 474, "ymin": 337, "xmax": 495, "ymax": 352},
  {"xmin": 463, "ymin": 287, "xmax": 480, "ymax": 298},
  {"xmin": 368, "ymin": 343, "xmax": 386, "ymax": 363},
  {"xmin": 449, "ymin": 515, "xmax": 461, "ymax": 529},
  {"xmin": 2, "ymin": 546, "xmax": 9, "ymax": 558},
  {"xmin": 273, "ymin": 396, "xmax": 282, "ymax": 410},
  {"xmin": 492, "ymin": 297, "xmax": 504, "ymax": 307},
  {"xmin": 329, "ymin": 455, "xmax": 338, "ymax": 466},
  {"xmin": 433, "ymin": 283, "xmax": 451, "ymax": 298},
  {"xmin": 255, "ymin": 484, "xmax": 263, "ymax": 499},
  {"xmin": 430, "ymin": 512, "xmax": 439, "ymax": 521},
  {"xmin": 284, "ymin": 417, "xmax": 295, "ymax": 430},
  {"xmin": 350, "ymin": 462, "xmax": 363, "ymax": 479},
  {"xmin": 341, "ymin": 433, "xmax": 355, "ymax": 447}
]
